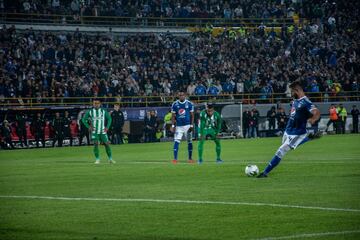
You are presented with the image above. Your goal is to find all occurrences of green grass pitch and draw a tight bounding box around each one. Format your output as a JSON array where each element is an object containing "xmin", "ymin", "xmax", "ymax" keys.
[{"xmin": 0, "ymin": 135, "xmax": 360, "ymax": 240}]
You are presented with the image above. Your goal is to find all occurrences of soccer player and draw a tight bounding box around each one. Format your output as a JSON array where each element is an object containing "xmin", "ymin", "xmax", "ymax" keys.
[
  {"xmin": 170, "ymin": 91, "xmax": 194, "ymax": 164},
  {"xmin": 257, "ymin": 81, "xmax": 321, "ymax": 178},
  {"xmin": 198, "ymin": 104, "xmax": 223, "ymax": 164},
  {"xmin": 82, "ymin": 99, "xmax": 114, "ymax": 164}
]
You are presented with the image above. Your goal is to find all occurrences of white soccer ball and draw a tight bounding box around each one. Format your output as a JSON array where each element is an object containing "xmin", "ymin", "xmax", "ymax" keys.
[{"xmin": 245, "ymin": 165, "xmax": 259, "ymax": 177}]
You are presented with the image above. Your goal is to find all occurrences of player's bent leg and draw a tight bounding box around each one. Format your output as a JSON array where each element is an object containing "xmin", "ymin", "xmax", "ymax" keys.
[
  {"xmin": 258, "ymin": 143, "xmax": 291, "ymax": 178},
  {"xmin": 214, "ymin": 137, "xmax": 223, "ymax": 163},
  {"xmin": 197, "ymin": 138, "xmax": 205, "ymax": 164}
]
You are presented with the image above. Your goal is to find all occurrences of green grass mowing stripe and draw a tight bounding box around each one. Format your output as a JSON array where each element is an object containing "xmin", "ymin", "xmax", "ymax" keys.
[
  {"xmin": 1, "ymin": 195, "xmax": 360, "ymax": 213},
  {"xmin": 252, "ymin": 230, "xmax": 360, "ymax": 240}
]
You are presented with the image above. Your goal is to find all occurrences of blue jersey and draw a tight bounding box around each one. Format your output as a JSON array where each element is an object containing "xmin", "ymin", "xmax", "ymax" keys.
[
  {"xmin": 171, "ymin": 100, "xmax": 194, "ymax": 126},
  {"xmin": 285, "ymin": 96, "xmax": 316, "ymax": 135}
]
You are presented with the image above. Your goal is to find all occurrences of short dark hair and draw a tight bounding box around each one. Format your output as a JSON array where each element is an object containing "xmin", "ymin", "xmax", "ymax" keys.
[
  {"xmin": 207, "ymin": 103, "xmax": 214, "ymax": 109},
  {"xmin": 289, "ymin": 81, "xmax": 303, "ymax": 89},
  {"xmin": 93, "ymin": 98, "xmax": 101, "ymax": 102}
]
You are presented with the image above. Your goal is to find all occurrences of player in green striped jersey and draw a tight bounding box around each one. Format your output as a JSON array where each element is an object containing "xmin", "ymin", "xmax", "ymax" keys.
[
  {"xmin": 82, "ymin": 99, "xmax": 114, "ymax": 164},
  {"xmin": 198, "ymin": 104, "xmax": 223, "ymax": 164}
]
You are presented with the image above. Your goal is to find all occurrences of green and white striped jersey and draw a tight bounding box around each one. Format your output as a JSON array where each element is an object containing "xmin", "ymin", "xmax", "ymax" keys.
[
  {"xmin": 82, "ymin": 108, "xmax": 112, "ymax": 134},
  {"xmin": 199, "ymin": 110, "xmax": 222, "ymax": 134}
]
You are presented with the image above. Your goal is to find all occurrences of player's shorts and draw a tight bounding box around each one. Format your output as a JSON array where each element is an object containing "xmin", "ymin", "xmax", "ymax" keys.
[
  {"xmin": 199, "ymin": 129, "xmax": 217, "ymax": 140},
  {"xmin": 282, "ymin": 132, "xmax": 308, "ymax": 149},
  {"xmin": 92, "ymin": 133, "xmax": 109, "ymax": 144},
  {"xmin": 174, "ymin": 125, "xmax": 192, "ymax": 142}
]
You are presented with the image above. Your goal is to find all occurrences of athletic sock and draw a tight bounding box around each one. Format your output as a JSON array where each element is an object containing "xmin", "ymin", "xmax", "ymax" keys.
[
  {"xmin": 173, "ymin": 141, "xmax": 179, "ymax": 160},
  {"xmin": 94, "ymin": 144, "xmax": 100, "ymax": 160},
  {"xmin": 215, "ymin": 139, "xmax": 221, "ymax": 160},
  {"xmin": 105, "ymin": 144, "xmax": 112, "ymax": 160},
  {"xmin": 264, "ymin": 155, "xmax": 281, "ymax": 175},
  {"xmin": 188, "ymin": 142, "xmax": 193, "ymax": 160}
]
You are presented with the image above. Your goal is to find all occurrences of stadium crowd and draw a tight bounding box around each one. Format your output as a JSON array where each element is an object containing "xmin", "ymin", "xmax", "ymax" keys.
[
  {"xmin": 1, "ymin": 10, "xmax": 359, "ymax": 105},
  {"xmin": 3, "ymin": 0, "xmax": 344, "ymax": 19}
]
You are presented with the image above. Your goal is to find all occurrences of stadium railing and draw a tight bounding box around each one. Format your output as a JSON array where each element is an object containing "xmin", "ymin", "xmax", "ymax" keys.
[
  {"xmin": 1, "ymin": 12, "xmax": 300, "ymax": 28},
  {"xmin": 1, "ymin": 91, "xmax": 359, "ymax": 108}
]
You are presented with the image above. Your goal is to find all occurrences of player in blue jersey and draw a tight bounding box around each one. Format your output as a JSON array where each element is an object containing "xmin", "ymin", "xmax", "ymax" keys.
[
  {"xmin": 257, "ymin": 81, "xmax": 321, "ymax": 178},
  {"xmin": 170, "ymin": 91, "xmax": 195, "ymax": 164}
]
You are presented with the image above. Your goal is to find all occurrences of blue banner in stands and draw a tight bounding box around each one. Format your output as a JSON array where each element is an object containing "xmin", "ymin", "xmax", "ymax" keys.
[{"xmin": 121, "ymin": 107, "xmax": 171, "ymax": 121}]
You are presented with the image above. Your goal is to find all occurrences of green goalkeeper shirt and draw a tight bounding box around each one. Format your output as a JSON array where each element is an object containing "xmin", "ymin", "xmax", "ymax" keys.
[
  {"xmin": 82, "ymin": 108, "xmax": 112, "ymax": 134},
  {"xmin": 199, "ymin": 110, "xmax": 222, "ymax": 135}
]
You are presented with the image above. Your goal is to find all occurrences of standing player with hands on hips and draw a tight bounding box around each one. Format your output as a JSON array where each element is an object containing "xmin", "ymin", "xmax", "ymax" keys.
[
  {"xmin": 82, "ymin": 99, "xmax": 114, "ymax": 164},
  {"xmin": 257, "ymin": 81, "xmax": 321, "ymax": 178},
  {"xmin": 171, "ymin": 91, "xmax": 195, "ymax": 164}
]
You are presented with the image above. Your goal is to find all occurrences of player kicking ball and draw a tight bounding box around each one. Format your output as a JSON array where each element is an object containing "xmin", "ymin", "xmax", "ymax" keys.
[
  {"xmin": 257, "ymin": 81, "xmax": 321, "ymax": 178},
  {"xmin": 198, "ymin": 104, "xmax": 223, "ymax": 164},
  {"xmin": 82, "ymin": 99, "xmax": 114, "ymax": 164}
]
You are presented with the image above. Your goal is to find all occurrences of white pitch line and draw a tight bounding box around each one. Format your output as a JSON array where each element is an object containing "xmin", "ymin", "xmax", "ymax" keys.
[
  {"xmin": 127, "ymin": 161, "xmax": 359, "ymax": 165},
  {"xmin": 252, "ymin": 230, "xmax": 360, "ymax": 240},
  {"xmin": 0, "ymin": 195, "xmax": 359, "ymax": 213}
]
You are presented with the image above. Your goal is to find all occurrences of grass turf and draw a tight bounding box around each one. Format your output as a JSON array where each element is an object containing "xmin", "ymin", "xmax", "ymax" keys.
[{"xmin": 0, "ymin": 134, "xmax": 359, "ymax": 240}]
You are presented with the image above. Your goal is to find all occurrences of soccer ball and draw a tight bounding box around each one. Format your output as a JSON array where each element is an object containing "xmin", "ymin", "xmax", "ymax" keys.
[{"xmin": 245, "ymin": 165, "xmax": 259, "ymax": 177}]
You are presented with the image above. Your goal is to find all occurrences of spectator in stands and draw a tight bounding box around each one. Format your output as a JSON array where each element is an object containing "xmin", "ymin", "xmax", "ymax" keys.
[
  {"xmin": 144, "ymin": 110, "xmax": 157, "ymax": 143},
  {"xmin": 15, "ymin": 112, "xmax": 28, "ymax": 148},
  {"xmin": 252, "ymin": 107, "xmax": 260, "ymax": 137},
  {"xmin": 52, "ymin": 112, "xmax": 64, "ymax": 147},
  {"xmin": 223, "ymin": 78, "xmax": 234, "ymax": 95},
  {"xmin": 326, "ymin": 104, "xmax": 339, "ymax": 133},
  {"xmin": 31, "ymin": 112, "xmax": 45, "ymax": 148},
  {"xmin": 267, "ymin": 106, "xmax": 276, "ymax": 130},
  {"xmin": 63, "ymin": 111, "xmax": 73, "ymax": 146},
  {"xmin": 243, "ymin": 108, "xmax": 251, "ymax": 138},
  {"xmin": 337, "ymin": 104, "xmax": 348, "ymax": 134},
  {"xmin": 276, "ymin": 107, "xmax": 287, "ymax": 133},
  {"xmin": 350, "ymin": 105, "xmax": 359, "ymax": 134},
  {"xmin": 208, "ymin": 84, "xmax": 219, "ymax": 96},
  {"xmin": 1, "ymin": 120, "xmax": 15, "ymax": 149},
  {"xmin": 110, "ymin": 103, "xmax": 125, "ymax": 144},
  {"xmin": 194, "ymin": 81, "xmax": 207, "ymax": 96},
  {"xmin": 78, "ymin": 111, "xmax": 90, "ymax": 146},
  {"xmin": 155, "ymin": 128, "xmax": 163, "ymax": 142},
  {"xmin": 163, "ymin": 110, "xmax": 172, "ymax": 138},
  {"xmin": 248, "ymin": 111, "xmax": 257, "ymax": 138},
  {"xmin": 187, "ymin": 82, "xmax": 196, "ymax": 96}
]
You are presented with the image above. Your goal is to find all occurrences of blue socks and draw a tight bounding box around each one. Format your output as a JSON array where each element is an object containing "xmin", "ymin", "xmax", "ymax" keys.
[
  {"xmin": 173, "ymin": 141, "xmax": 194, "ymax": 160},
  {"xmin": 173, "ymin": 141, "xmax": 180, "ymax": 160},
  {"xmin": 264, "ymin": 155, "xmax": 282, "ymax": 175},
  {"xmin": 188, "ymin": 142, "xmax": 193, "ymax": 160}
]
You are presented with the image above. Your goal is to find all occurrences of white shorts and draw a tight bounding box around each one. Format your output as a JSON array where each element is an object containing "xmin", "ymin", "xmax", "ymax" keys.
[
  {"xmin": 174, "ymin": 125, "xmax": 192, "ymax": 142},
  {"xmin": 282, "ymin": 132, "xmax": 308, "ymax": 149}
]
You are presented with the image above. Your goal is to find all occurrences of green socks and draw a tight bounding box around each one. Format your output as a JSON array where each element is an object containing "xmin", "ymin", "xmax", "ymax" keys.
[
  {"xmin": 105, "ymin": 144, "xmax": 112, "ymax": 160},
  {"xmin": 94, "ymin": 144, "xmax": 100, "ymax": 160}
]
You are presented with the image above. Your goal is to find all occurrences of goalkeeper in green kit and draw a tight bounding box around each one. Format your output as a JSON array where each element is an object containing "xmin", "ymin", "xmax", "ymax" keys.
[
  {"xmin": 82, "ymin": 99, "xmax": 114, "ymax": 164},
  {"xmin": 198, "ymin": 104, "xmax": 223, "ymax": 164}
]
